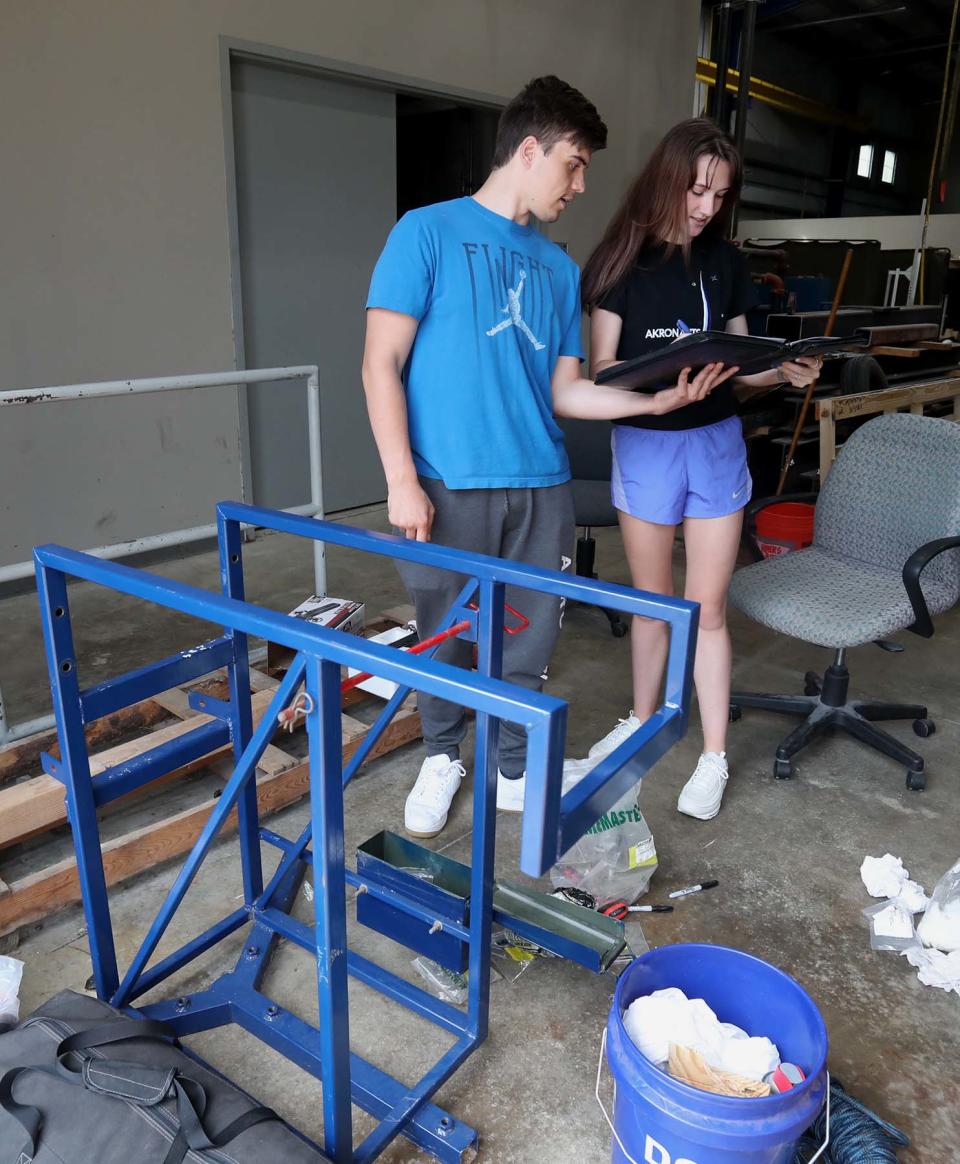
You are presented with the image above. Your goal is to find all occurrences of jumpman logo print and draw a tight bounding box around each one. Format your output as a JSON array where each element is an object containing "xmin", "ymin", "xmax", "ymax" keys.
[{"xmin": 486, "ymin": 270, "xmax": 545, "ymax": 350}]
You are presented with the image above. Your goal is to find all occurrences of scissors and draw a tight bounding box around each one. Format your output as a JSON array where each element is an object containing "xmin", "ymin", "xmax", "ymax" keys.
[{"xmin": 600, "ymin": 901, "xmax": 674, "ymax": 919}]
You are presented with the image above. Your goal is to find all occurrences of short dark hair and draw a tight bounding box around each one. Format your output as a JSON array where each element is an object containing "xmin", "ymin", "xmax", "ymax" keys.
[{"xmin": 492, "ymin": 75, "xmax": 607, "ymax": 168}]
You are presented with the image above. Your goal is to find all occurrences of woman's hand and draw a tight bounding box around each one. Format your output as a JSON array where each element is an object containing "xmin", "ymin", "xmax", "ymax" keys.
[
  {"xmin": 650, "ymin": 362, "xmax": 740, "ymax": 415},
  {"xmin": 776, "ymin": 355, "xmax": 823, "ymax": 389}
]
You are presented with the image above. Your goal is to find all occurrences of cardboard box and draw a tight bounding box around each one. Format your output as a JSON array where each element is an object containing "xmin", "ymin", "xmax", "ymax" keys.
[
  {"xmin": 346, "ymin": 622, "xmax": 418, "ymax": 700},
  {"xmin": 288, "ymin": 594, "xmax": 365, "ymax": 635},
  {"xmin": 268, "ymin": 593, "xmax": 365, "ymax": 672}
]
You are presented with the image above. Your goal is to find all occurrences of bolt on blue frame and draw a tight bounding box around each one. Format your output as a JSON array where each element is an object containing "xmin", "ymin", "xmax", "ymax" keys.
[{"xmin": 33, "ymin": 501, "xmax": 697, "ymax": 1164}]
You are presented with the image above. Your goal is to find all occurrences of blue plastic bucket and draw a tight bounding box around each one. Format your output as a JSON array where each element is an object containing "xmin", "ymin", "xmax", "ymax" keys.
[{"xmin": 605, "ymin": 944, "xmax": 828, "ymax": 1164}]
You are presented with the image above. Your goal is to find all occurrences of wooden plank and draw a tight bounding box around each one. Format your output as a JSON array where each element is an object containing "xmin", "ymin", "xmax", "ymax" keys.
[
  {"xmin": 0, "ymin": 689, "xmax": 278, "ymax": 850},
  {"xmin": 380, "ymin": 605, "xmax": 416, "ymax": 627},
  {"xmin": 819, "ymin": 407, "xmax": 836, "ymax": 485},
  {"xmin": 827, "ymin": 375, "xmax": 960, "ymax": 422},
  {"xmin": 0, "ymin": 673, "xmax": 234, "ymax": 787},
  {"xmin": 0, "ymin": 700, "xmax": 172, "ymax": 787},
  {"xmin": 868, "ymin": 346, "xmax": 922, "ymax": 358},
  {"xmin": 0, "ymin": 706, "xmax": 422, "ymax": 938},
  {"xmin": 150, "ymin": 688, "xmax": 198, "ymax": 719},
  {"xmin": 247, "ymin": 668, "xmax": 279, "ymax": 692}
]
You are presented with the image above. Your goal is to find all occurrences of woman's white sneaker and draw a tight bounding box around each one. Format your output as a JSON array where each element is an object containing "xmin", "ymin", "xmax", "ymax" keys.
[
  {"xmin": 677, "ymin": 751, "xmax": 729, "ymax": 820},
  {"xmin": 404, "ymin": 754, "xmax": 465, "ymax": 838},
  {"xmin": 589, "ymin": 712, "xmax": 642, "ymax": 760}
]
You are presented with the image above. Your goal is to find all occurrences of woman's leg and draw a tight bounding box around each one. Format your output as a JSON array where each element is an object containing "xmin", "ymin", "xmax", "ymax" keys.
[
  {"xmin": 682, "ymin": 510, "xmax": 743, "ymax": 753},
  {"xmin": 618, "ymin": 511, "xmax": 678, "ymax": 718}
]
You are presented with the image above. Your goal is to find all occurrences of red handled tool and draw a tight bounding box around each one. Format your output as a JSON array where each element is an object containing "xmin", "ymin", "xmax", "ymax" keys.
[{"xmin": 600, "ymin": 901, "xmax": 674, "ymax": 920}]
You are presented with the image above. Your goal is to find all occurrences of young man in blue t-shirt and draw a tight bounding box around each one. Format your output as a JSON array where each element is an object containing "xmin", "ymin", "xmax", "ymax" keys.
[{"xmin": 363, "ymin": 76, "xmax": 732, "ymax": 837}]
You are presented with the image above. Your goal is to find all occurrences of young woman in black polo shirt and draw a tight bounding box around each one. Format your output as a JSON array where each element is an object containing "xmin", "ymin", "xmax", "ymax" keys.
[{"xmin": 581, "ymin": 118, "xmax": 822, "ymax": 820}]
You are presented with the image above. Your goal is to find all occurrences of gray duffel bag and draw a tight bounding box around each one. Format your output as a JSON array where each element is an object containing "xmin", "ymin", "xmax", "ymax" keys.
[{"xmin": 0, "ymin": 990, "xmax": 330, "ymax": 1163}]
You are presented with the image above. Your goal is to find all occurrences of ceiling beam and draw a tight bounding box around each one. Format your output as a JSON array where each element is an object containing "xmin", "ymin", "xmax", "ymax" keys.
[{"xmin": 696, "ymin": 56, "xmax": 870, "ymax": 129}]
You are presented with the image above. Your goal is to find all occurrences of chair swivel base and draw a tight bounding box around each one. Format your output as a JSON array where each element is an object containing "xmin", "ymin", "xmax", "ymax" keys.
[
  {"xmin": 575, "ymin": 534, "xmax": 628, "ymax": 638},
  {"xmin": 730, "ymin": 662, "xmax": 935, "ymax": 791}
]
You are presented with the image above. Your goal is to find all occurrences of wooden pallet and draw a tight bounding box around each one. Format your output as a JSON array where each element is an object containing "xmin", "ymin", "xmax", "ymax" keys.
[{"xmin": 0, "ymin": 615, "xmax": 421, "ymax": 941}]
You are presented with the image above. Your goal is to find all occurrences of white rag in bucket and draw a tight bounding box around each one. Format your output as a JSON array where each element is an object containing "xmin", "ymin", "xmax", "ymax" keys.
[{"xmin": 623, "ymin": 987, "xmax": 781, "ymax": 1082}]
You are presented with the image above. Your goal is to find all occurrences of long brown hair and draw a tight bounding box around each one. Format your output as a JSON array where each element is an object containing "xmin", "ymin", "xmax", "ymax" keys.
[{"xmin": 581, "ymin": 118, "xmax": 742, "ymax": 308}]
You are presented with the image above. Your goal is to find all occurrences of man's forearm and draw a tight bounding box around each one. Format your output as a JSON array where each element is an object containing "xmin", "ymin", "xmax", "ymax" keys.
[{"xmin": 361, "ymin": 366, "xmax": 419, "ymax": 485}]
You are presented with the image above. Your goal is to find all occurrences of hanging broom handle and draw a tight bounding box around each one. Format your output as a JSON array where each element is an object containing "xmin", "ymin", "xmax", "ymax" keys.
[{"xmin": 775, "ymin": 247, "xmax": 854, "ymax": 496}]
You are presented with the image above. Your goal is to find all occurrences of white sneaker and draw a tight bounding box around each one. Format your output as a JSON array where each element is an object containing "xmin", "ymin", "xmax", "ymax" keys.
[
  {"xmin": 496, "ymin": 770, "xmax": 525, "ymax": 813},
  {"xmin": 677, "ymin": 752, "xmax": 729, "ymax": 820},
  {"xmin": 404, "ymin": 754, "xmax": 465, "ymax": 838},
  {"xmin": 589, "ymin": 712, "xmax": 642, "ymax": 760}
]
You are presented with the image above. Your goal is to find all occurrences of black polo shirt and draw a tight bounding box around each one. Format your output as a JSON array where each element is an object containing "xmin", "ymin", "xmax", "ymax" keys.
[{"xmin": 597, "ymin": 237, "xmax": 757, "ymax": 430}]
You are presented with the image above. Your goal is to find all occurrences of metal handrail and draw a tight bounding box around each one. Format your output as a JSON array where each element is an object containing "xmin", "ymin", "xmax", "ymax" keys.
[{"xmin": 0, "ymin": 366, "xmax": 324, "ymax": 744}]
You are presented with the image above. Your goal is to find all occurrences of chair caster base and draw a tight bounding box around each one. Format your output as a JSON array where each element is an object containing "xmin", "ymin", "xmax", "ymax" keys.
[{"xmin": 906, "ymin": 766, "xmax": 926, "ymax": 792}]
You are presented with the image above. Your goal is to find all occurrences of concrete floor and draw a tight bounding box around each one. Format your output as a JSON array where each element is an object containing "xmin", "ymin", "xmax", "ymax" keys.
[{"xmin": 2, "ymin": 506, "xmax": 958, "ymax": 1162}]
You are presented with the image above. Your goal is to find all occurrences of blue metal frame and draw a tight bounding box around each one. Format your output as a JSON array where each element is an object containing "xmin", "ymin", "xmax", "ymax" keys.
[{"xmin": 33, "ymin": 503, "xmax": 697, "ymax": 1163}]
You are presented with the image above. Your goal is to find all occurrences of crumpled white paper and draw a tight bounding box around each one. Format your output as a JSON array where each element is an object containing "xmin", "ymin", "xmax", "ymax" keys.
[
  {"xmin": 623, "ymin": 987, "xmax": 780, "ymax": 1081},
  {"xmin": 862, "ymin": 853, "xmax": 960, "ymax": 992},
  {"xmin": 901, "ymin": 945, "xmax": 960, "ymax": 995},
  {"xmin": 0, "ymin": 955, "xmax": 24, "ymax": 1023},
  {"xmin": 860, "ymin": 853, "xmax": 929, "ymax": 912}
]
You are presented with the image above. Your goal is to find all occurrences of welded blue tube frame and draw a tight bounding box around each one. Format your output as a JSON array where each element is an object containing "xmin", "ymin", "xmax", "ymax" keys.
[
  {"xmin": 141, "ymin": 980, "xmax": 478, "ymax": 1162},
  {"xmin": 81, "ymin": 636, "xmax": 235, "ymax": 723},
  {"xmin": 215, "ymin": 501, "xmax": 697, "ymax": 874},
  {"xmin": 34, "ymin": 508, "xmax": 695, "ymax": 1164},
  {"xmin": 33, "ymin": 542, "xmax": 565, "ymax": 1162},
  {"xmin": 218, "ymin": 514, "xmax": 262, "ymax": 906},
  {"xmin": 111, "ymin": 657, "xmax": 308, "ymax": 1008},
  {"xmin": 339, "ymin": 579, "xmax": 479, "ymax": 788},
  {"xmin": 307, "ymin": 655, "xmax": 353, "ymax": 1161},
  {"xmin": 35, "ymin": 562, "xmax": 120, "ymax": 999},
  {"xmin": 251, "ymin": 578, "xmax": 481, "ymax": 920}
]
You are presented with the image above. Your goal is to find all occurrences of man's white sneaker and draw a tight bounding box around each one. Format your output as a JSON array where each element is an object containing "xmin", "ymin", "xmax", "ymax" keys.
[
  {"xmin": 404, "ymin": 754, "xmax": 465, "ymax": 838},
  {"xmin": 589, "ymin": 712, "xmax": 642, "ymax": 760},
  {"xmin": 496, "ymin": 770, "xmax": 525, "ymax": 813},
  {"xmin": 677, "ymin": 751, "xmax": 729, "ymax": 820}
]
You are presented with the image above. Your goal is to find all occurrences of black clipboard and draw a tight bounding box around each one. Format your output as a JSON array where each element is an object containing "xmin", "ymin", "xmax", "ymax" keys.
[{"xmin": 595, "ymin": 330, "xmax": 859, "ymax": 391}]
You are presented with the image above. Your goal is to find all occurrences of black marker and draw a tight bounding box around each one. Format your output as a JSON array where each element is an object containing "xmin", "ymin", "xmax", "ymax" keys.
[{"xmin": 668, "ymin": 879, "xmax": 719, "ymax": 900}]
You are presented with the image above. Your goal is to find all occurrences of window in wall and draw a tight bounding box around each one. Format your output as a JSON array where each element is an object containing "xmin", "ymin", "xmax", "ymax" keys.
[
  {"xmin": 881, "ymin": 149, "xmax": 897, "ymax": 184},
  {"xmin": 856, "ymin": 143, "xmax": 874, "ymax": 179}
]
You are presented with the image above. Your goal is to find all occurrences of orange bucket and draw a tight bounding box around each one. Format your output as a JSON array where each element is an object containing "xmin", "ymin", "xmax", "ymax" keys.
[{"xmin": 755, "ymin": 502, "xmax": 815, "ymax": 558}]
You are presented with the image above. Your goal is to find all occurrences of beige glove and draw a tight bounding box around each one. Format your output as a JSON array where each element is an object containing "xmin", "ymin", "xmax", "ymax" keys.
[{"xmin": 668, "ymin": 1044, "xmax": 772, "ymax": 1098}]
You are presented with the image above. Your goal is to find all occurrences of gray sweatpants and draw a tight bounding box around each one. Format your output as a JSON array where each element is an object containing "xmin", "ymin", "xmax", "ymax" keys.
[{"xmin": 395, "ymin": 478, "xmax": 574, "ymax": 778}]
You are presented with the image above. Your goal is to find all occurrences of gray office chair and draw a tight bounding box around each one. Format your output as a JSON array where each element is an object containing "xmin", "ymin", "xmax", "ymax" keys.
[
  {"xmin": 559, "ymin": 418, "xmax": 628, "ymax": 637},
  {"xmin": 729, "ymin": 412, "xmax": 960, "ymax": 790}
]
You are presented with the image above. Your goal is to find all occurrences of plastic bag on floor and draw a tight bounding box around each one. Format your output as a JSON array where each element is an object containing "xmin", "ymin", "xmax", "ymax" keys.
[
  {"xmin": 549, "ymin": 759, "xmax": 657, "ymax": 905},
  {"xmin": 0, "ymin": 955, "xmax": 24, "ymax": 1027},
  {"xmin": 917, "ymin": 857, "xmax": 960, "ymax": 954}
]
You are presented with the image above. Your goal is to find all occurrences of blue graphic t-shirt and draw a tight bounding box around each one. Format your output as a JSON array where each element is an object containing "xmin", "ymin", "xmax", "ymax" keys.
[{"xmin": 366, "ymin": 197, "xmax": 583, "ymax": 489}]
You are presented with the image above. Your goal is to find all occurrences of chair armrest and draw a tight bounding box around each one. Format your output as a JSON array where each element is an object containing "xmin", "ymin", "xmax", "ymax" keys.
[
  {"xmin": 904, "ymin": 536, "xmax": 960, "ymax": 638},
  {"xmin": 742, "ymin": 493, "xmax": 819, "ymax": 562}
]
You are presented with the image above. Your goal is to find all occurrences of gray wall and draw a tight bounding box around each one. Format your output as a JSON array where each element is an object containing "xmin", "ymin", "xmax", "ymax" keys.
[{"xmin": 0, "ymin": 0, "xmax": 699, "ymax": 568}]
